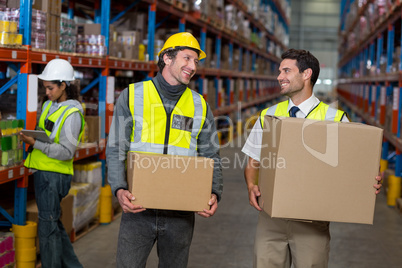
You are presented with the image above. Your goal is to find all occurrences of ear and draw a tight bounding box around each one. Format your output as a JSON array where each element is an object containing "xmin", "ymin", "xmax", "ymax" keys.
[
  {"xmin": 60, "ymin": 82, "xmax": 67, "ymax": 91},
  {"xmin": 303, "ymin": 68, "xmax": 313, "ymax": 81},
  {"xmin": 163, "ymin": 54, "xmax": 172, "ymax": 65}
]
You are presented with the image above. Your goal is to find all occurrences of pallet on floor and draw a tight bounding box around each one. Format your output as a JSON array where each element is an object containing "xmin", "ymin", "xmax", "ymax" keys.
[
  {"xmin": 396, "ymin": 198, "xmax": 402, "ymax": 214},
  {"xmin": 70, "ymin": 219, "xmax": 100, "ymax": 243}
]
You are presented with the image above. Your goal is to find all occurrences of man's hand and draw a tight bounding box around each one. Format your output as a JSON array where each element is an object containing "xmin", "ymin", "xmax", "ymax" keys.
[
  {"xmin": 374, "ymin": 174, "xmax": 382, "ymax": 195},
  {"xmin": 116, "ymin": 189, "xmax": 146, "ymax": 214},
  {"xmin": 197, "ymin": 194, "xmax": 218, "ymax": 218},
  {"xmin": 248, "ymin": 184, "xmax": 262, "ymax": 211},
  {"xmin": 245, "ymin": 157, "xmax": 262, "ymax": 211}
]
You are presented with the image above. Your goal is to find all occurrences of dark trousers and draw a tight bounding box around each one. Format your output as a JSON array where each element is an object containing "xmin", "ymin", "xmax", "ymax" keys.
[
  {"xmin": 117, "ymin": 209, "xmax": 195, "ymax": 268},
  {"xmin": 34, "ymin": 170, "xmax": 82, "ymax": 268}
]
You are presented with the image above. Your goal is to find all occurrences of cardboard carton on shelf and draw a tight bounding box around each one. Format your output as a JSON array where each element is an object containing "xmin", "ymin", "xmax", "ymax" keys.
[
  {"xmin": 26, "ymin": 194, "xmax": 74, "ymax": 238},
  {"xmin": 259, "ymin": 116, "xmax": 383, "ymax": 225},
  {"xmin": 85, "ymin": 116, "xmax": 100, "ymax": 143},
  {"xmin": 77, "ymin": 24, "xmax": 101, "ymax": 36},
  {"xmin": 127, "ymin": 152, "xmax": 214, "ymax": 212}
]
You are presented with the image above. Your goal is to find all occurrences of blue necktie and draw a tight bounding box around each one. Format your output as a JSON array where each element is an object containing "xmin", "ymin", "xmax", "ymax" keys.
[{"xmin": 289, "ymin": 106, "xmax": 300, "ymax": 117}]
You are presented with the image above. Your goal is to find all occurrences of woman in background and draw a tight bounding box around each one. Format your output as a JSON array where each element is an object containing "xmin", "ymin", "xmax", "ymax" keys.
[{"xmin": 20, "ymin": 59, "xmax": 84, "ymax": 268}]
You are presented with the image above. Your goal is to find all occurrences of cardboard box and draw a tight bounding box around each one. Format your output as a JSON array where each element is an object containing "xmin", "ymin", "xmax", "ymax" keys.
[
  {"xmin": 26, "ymin": 194, "xmax": 74, "ymax": 235},
  {"xmin": 259, "ymin": 116, "xmax": 383, "ymax": 224},
  {"xmin": 77, "ymin": 24, "xmax": 101, "ymax": 36},
  {"xmin": 127, "ymin": 152, "xmax": 214, "ymax": 211},
  {"xmin": 8, "ymin": 0, "xmax": 49, "ymax": 11},
  {"xmin": 85, "ymin": 116, "xmax": 100, "ymax": 143}
]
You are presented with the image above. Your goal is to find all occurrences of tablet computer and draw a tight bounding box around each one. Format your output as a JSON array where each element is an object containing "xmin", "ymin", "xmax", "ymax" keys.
[{"xmin": 21, "ymin": 130, "xmax": 52, "ymax": 143}]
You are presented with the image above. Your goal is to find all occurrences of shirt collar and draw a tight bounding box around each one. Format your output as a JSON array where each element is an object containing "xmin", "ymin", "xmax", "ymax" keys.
[{"xmin": 287, "ymin": 94, "xmax": 320, "ymax": 117}]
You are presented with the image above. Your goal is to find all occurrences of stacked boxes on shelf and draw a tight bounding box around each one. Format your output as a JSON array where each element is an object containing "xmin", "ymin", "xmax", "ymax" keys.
[
  {"xmin": 0, "ymin": 8, "xmax": 21, "ymax": 46},
  {"xmin": 0, "ymin": 119, "xmax": 24, "ymax": 169},
  {"xmin": 0, "ymin": 233, "xmax": 14, "ymax": 268},
  {"xmin": 342, "ymin": 0, "xmax": 395, "ymax": 52},
  {"xmin": 0, "ymin": 7, "xmax": 45, "ymax": 48},
  {"xmin": 60, "ymin": 17, "xmax": 76, "ymax": 53},
  {"xmin": 31, "ymin": 9, "xmax": 46, "ymax": 49},
  {"xmin": 70, "ymin": 161, "xmax": 102, "ymax": 232},
  {"xmin": 119, "ymin": 31, "xmax": 142, "ymax": 60},
  {"xmin": 76, "ymin": 24, "xmax": 106, "ymax": 56},
  {"xmin": 7, "ymin": 0, "xmax": 62, "ymax": 50},
  {"xmin": 46, "ymin": 0, "xmax": 61, "ymax": 51},
  {"xmin": 109, "ymin": 12, "xmax": 148, "ymax": 60}
]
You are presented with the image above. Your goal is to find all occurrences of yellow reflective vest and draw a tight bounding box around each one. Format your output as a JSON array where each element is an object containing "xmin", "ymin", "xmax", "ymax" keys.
[
  {"xmin": 128, "ymin": 80, "xmax": 207, "ymax": 156},
  {"xmin": 24, "ymin": 101, "xmax": 84, "ymax": 175},
  {"xmin": 260, "ymin": 100, "xmax": 346, "ymax": 128}
]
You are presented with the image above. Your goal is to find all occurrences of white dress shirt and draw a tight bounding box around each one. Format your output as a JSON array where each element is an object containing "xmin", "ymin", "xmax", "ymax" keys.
[{"xmin": 241, "ymin": 94, "xmax": 349, "ymax": 161}]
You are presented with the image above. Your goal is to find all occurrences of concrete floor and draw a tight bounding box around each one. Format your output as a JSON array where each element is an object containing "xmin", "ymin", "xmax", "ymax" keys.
[{"xmin": 73, "ymin": 142, "xmax": 402, "ymax": 268}]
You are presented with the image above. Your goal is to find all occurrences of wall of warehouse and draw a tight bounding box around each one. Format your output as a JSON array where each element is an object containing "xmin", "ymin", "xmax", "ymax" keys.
[{"xmin": 289, "ymin": 0, "xmax": 341, "ymax": 95}]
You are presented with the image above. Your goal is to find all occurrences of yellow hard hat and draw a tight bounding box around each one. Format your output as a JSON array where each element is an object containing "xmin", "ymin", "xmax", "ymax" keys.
[{"xmin": 158, "ymin": 32, "xmax": 206, "ymax": 60}]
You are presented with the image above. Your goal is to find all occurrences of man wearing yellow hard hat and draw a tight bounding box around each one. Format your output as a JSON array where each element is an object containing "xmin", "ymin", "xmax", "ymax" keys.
[{"xmin": 106, "ymin": 32, "xmax": 223, "ymax": 267}]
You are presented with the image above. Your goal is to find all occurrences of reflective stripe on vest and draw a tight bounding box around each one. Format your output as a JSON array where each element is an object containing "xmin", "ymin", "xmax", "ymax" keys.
[
  {"xmin": 128, "ymin": 81, "xmax": 207, "ymax": 156},
  {"xmin": 260, "ymin": 100, "xmax": 345, "ymax": 128},
  {"xmin": 24, "ymin": 101, "xmax": 85, "ymax": 175}
]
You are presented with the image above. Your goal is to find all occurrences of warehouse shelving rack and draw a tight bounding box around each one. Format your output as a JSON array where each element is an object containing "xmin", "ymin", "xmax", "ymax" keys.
[
  {"xmin": 0, "ymin": 0, "xmax": 289, "ymax": 227},
  {"xmin": 337, "ymin": 0, "xmax": 402, "ymax": 192}
]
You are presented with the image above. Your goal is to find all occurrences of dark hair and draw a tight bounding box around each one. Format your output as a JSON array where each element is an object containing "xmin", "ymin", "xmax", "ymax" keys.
[
  {"xmin": 281, "ymin": 49, "xmax": 320, "ymax": 87},
  {"xmin": 41, "ymin": 80, "xmax": 80, "ymax": 102},
  {"xmin": 157, "ymin": 46, "xmax": 200, "ymax": 72}
]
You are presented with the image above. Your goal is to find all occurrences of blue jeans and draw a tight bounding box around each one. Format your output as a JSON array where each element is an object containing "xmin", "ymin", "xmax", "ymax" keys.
[
  {"xmin": 34, "ymin": 170, "xmax": 82, "ymax": 268},
  {"xmin": 117, "ymin": 209, "xmax": 195, "ymax": 268}
]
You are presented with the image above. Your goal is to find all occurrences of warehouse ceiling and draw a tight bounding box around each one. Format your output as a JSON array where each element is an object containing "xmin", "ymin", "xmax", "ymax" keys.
[
  {"xmin": 288, "ymin": 0, "xmax": 341, "ymax": 93},
  {"xmin": 289, "ymin": 0, "xmax": 340, "ymax": 51}
]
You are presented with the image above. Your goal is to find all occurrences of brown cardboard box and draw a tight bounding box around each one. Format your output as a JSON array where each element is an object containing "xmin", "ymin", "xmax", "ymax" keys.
[
  {"xmin": 8, "ymin": 0, "xmax": 49, "ymax": 11},
  {"xmin": 77, "ymin": 24, "xmax": 101, "ymax": 36},
  {"xmin": 26, "ymin": 194, "xmax": 74, "ymax": 235},
  {"xmin": 85, "ymin": 116, "xmax": 100, "ymax": 143},
  {"xmin": 123, "ymin": 45, "xmax": 138, "ymax": 60},
  {"xmin": 127, "ymin": 152, "xmax": 214, "ymax": 211},
  {"xmin": 259, "ymin": 116, "xmax": 383, "ymax": 224},
  {"xmin": 50, "ymin": 0, "xmax": 62, "ymax": 16}
]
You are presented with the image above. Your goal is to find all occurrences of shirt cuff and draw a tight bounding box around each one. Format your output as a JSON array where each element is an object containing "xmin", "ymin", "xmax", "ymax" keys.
[{"xmin": 241, "ymin": 148, "xmax": 261, "ymax": 162}]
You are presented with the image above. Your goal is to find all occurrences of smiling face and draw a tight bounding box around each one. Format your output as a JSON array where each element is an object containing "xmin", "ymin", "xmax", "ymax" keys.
[
  {"xmin": 43, "ymin": 81, "xmax": 67, "ymax": 103},
  {"xmin": 161, "ymin": 49, "xmax": 199, "ymax": 85},
  {"xmin": 277, "ymin": 59, "xmax": 307, "ymax": 98}
]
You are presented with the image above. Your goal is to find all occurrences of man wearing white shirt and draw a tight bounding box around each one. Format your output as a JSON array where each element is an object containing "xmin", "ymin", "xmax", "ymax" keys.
[{"xmin": 242, "ymin": 49, "xmax": 382, "ymax": 267}]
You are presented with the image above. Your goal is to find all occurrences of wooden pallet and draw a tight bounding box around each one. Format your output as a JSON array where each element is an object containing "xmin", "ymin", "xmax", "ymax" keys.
[
  {"xmin": 70, "ymin": 219, "xmax": 100, "ymax": 243},
  {"xmin": 396, "ymin": 198, "xmax": 402, "ymax": 214}
]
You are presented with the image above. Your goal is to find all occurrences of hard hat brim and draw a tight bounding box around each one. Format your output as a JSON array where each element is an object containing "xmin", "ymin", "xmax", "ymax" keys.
[
  {"xmin": 37, "ymin": 74, "xmax": 75, "ymax": 81},
  {"xmin": 158, "ymin": 47, "xmax": 207, "ymax": 60}
]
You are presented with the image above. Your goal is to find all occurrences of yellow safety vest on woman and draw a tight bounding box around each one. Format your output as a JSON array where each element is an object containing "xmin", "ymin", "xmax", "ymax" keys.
[
  {"xmin": 260, "ymin": 100, "xmax": 346, "ymax": 128},
  {"xmin": 24, "ymin": 101, "xmax": 85, "ymax": 175},
  {"xmin": 128, "ymin": 80, "xmax": 207, "ymax": 156}
]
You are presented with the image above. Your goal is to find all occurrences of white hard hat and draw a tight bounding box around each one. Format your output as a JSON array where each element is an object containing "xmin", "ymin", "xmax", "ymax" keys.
[{"xmin": 37, "ymin": 59, "xmax": 75, "ymax": 81}]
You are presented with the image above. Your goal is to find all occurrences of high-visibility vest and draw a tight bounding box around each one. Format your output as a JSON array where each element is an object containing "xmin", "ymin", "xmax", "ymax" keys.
[
  {"xmin": 260, "ymin": 100, "xmax": 345, "ymax": 128},
  {"xmin": 128, "ymin": 80, "xmax": 207, "ymax": 156},
  {"xmin": 24, "ymin": 101, "xmax": 85, "ymax": 175}
]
